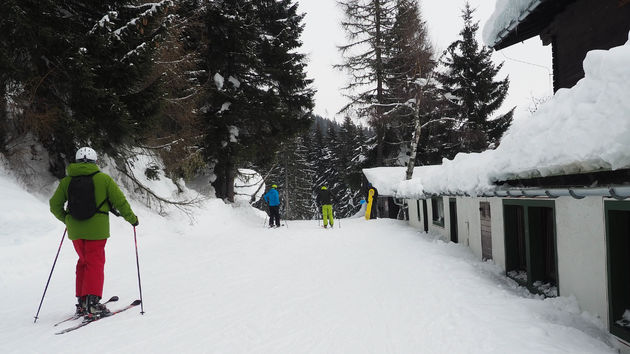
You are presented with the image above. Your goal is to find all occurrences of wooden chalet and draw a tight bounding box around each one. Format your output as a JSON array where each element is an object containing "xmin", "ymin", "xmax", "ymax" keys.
[{"xmin": 490, "ymin": 0, "xmax": 630, "ymax": 91}]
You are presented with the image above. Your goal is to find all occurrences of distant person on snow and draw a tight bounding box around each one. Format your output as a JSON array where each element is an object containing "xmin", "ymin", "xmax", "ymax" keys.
[
  {"xmin": 316, "ymin": 186, "xmax": 334, "ymax": 228},
  {"xmin": 263, "ymin": 184, "xmax": 281, "ymax": 228},
  {"xmin": 49, "ymin": 147, "xmax": 138, "ymax": 320}
]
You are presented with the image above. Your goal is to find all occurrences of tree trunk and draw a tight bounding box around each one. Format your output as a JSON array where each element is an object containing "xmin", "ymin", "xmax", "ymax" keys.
[
  {"xmin": 374, "ymin": 0, "xmax": 385, "ymax": 166},
  {"xmin": 213, "ymin": 152, "xmax": 235, "ymax": 202},
  {"xmin": 284, "ymin": 157, "xmax": 290, "ymax": 218},
  {"xmin": 0, "ymin": 84, "xmax": 6, "ymax": 153},
  {"xmin": 405, "ymin": 112, "xmax": 422, "ymax": 180}
]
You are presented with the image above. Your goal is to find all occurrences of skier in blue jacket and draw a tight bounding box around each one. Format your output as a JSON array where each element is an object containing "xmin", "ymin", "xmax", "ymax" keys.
[{"xmin": 263, "ymin": 184, "xmax": 281, "ymax": 227}]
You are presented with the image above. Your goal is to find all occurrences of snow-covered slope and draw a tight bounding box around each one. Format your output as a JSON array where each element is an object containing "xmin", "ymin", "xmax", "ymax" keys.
[{"xmin": 0, "ymin": 167, "xmax": 620, "ymax": 353}]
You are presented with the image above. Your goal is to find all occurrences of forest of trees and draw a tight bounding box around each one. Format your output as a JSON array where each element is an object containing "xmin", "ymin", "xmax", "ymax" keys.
[
  {"xmin": 257, "ymin": 115, "xmax": 371, "ymax": 220},
  {"xmin": 0, "ymin": 0, "xmax": 513, "ymax": 219}
]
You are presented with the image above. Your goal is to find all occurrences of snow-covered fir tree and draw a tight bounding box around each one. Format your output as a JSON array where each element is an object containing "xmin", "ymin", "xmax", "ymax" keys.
[
  {"xmin": 0, "ymin": 0, "xmax": 172, "ymax": 176},
  {"xmin": 200, "ymin": 0, "xmax": 314, "ymax": 201},
  {"xmin": 279, "ymin": 135, "xmax": 317, "ymax": 220},
  {"xmin": 436, "ymin": 2, "xmax": 513, "ymax": 154}
]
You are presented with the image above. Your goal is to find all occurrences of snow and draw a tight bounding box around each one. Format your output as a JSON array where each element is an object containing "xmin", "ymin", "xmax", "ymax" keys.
[
  {"xmin": 396, "ymin": 32, "xmax": 630, "ymax": 198},
  {"xmin": 228, "ymin": 76, "xmax": 241, "ymax": 88},
  {"xmin": 363, "ymin": 166, "xmax": 439, "ymax": 197},
  {"xmin": 0, "ymin": 164, "xmax": 619, "ymax": 353},
  {"xmin": 228, "ymin": 125, "xmax": 239, "ymax": 143},
  {"xmin": 214, "ymin": 73, "xmax": 225, "ymax": 90},
  {"xmin": 482, "ymin": 0, "xmax": 542, "ymax": 47},
  {"xmin": 219, "ymin": 102, "xmax": 231, "ymax": 113},
  {"xmin": 362, "ymin": 167, "xmax": 408, "ymax": 196},
  {"xmin": 234, "ymin": 168, "xmax": 264, "ymax": 203}
]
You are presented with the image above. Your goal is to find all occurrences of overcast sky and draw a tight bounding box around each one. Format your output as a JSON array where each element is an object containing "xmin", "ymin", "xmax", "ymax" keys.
[{"xmin": 298, "ymin": 0, "xmax": 553, "ymax": 122}]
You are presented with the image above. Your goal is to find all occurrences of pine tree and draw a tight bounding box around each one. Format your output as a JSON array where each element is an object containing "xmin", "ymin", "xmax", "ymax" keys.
[
  {"xmin": 281, "ymin": 135, "xmax": 316, "ymax": 220},
  {"xmin": 201, "ymin": 0, "xmax": 314, "ymax": 201},
  {"xmin": 309, "ymin": 122, "xmax": 328, "ymax": 190},
  {"xmin": 436, "ymin": 2, "xmax": 513, "ymax": 154},
  {"xmin": 0, "ymin": 0, "xmax": 172, "ymax": 176},
  {"xmin": 148, "ymin": 0, "xmax": 208, "ymax": 181},
  {"xmin": 323, "ymin": 125, "xmax": 343, "ymax": 208},
  {"xmin": 338, "ymin": 116, "xmax": 361, "ymax": 188},
  {"xmin": 336, "ymin": 0, "xmax": 397, "ymax": 165}
]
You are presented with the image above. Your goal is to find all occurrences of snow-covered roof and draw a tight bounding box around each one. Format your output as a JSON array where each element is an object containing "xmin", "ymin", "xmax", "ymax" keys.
[
  {"xmin": 482, "ymin": 0, "xmax": 543, "ymax": 47},
  {"xmin": 363, "ymin": 167, "xmax": 409, "ymax": 197},
  {"xmin": 396, "ymin": 31, "xmax": 630, "ymax": 199},
  {"xmin": 363, "ymin": 166, "xmax": 439, "ymax": 197}
]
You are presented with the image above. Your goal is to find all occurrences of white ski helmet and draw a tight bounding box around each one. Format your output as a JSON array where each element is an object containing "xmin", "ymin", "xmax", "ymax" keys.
[{"xmin": 75, "ymin": 147, "xmax": 98, "ymax": 163}]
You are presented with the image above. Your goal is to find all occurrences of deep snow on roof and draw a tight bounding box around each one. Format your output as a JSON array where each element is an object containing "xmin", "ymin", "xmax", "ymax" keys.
[
  {"xmin": 394, "ymin": 31, "xmax": 630, "ymax": 199},
  {"xmin": 362, "ymin": 166, "xmax": 439, "ymax": 197},
  {"xmin": 482, "ymin": 0, "xmax": 542, "ymax": 46}
]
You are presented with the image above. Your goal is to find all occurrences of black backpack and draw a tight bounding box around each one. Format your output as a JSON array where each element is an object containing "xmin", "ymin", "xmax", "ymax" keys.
[{"xmin": 67, "ymin": 171, "xmax": 108, "ymax": 220}]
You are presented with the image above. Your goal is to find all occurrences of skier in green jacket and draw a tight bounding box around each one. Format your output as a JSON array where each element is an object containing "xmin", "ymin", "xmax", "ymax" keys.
[{"xmin": 49, "ymin": 147, "xmax": 138, "ymax": 319}]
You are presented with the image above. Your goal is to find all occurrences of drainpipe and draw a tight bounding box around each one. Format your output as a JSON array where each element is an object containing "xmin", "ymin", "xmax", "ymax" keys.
[{"xmin": 399, "ymin": 186, "xmax": 630, "ymax": 201}]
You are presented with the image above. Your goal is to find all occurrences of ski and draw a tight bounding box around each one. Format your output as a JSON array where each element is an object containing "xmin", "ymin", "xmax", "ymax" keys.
[
  {"xmin": 55, "ymin": 300, "xmax": 141, "ymax": 335},
  {"xmin": 53, "ymin": 296, "xmax": 119, "ymax": 327}
]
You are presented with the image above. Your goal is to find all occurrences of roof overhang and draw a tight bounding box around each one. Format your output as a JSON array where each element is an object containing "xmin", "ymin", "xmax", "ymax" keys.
[
  {"xmin": 492, "ymin": 0, "xmax": 577, "ymax": 50},
  {"xmin": 406, "ymin": 169, "xmax": 630, "ymax": 200}
]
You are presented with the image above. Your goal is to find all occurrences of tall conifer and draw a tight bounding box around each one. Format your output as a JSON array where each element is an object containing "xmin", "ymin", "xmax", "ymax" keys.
[{"xmin": 436, "ymin": 2, "xmax": 513, "ymax": 153}]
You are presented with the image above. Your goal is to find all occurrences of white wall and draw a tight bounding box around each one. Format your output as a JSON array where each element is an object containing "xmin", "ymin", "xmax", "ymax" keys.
[
  {"xmin": 406, "ymin": 195, "xmax": 609, "ymax": 326},
  {"xmin": 489, "ymin": 198, "xmax": 506, "ymax": 270},
  {"xmin": 555, "ymin": 196, "xmax": 608, "ymax": 324},
  {"xmin": 453, "ymin": 197, "xmax": 506, "ymax": 270},
  {"xmin": 408, "ymin": 200, "xmax": 423, "ymax": 229},
  {"xmin": 406, "ymin": 196, "xmax": 506, "ymax": 270},
  {"xmin": 455, "ymin": 198, "xmax": 478, "ymax": 251}
]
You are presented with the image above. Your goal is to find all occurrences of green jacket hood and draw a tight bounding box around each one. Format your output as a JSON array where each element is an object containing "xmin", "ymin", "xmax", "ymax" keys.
[{"xmin": 67, "ymin": 163, "xmax": 100, "ymax": 177}]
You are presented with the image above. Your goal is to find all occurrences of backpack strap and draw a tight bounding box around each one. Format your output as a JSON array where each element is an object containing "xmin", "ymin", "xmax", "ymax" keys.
[{"xmin": 88, "ymin": 171, "xmax": 120, "ymax": 217}]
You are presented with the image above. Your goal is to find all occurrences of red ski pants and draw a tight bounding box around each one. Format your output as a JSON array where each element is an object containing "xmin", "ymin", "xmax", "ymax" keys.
[{"xmin": 72, "ymin": 239, "xmax": 107, "ymax": 298}]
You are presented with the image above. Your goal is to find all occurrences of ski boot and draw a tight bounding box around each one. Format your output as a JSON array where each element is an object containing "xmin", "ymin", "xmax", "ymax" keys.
[
  {"xmin": 75, "ymin": 296, "xmax": 87, "ymax": 316},
  {"xmin": 84, "ymin": 295, "xmax": 112, "ymax": 321}
]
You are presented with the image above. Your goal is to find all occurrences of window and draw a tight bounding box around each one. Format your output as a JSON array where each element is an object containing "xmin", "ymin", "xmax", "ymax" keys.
[
  {"xmin": 605, "ymin": 201, "xmax": 630, "ymax": 343},
  {"xmin": 431, "ymin": 197, "xmax": 444, "ymax": 226},
  {"xmin": 503, "ymin": 199, "xmax": 558, "ymax": 297}
]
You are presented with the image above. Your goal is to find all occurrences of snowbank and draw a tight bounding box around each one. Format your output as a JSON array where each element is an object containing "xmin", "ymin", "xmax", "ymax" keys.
[
  {"xmin": 234, "ymin": 168, "xmax": 264, "ymax": 203},
  {"xmin": 397, "ymin": 31, "xmax": 630, "ymax": 198}
]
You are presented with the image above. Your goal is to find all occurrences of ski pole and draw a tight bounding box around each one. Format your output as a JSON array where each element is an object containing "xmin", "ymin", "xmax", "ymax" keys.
[
  {"xmin": 34, "ymin": 228, "xmax": 66, "ymax": 323},
  {"xmin": 133, "ymin": 226, "xmax": 145, "ymax": 314}
]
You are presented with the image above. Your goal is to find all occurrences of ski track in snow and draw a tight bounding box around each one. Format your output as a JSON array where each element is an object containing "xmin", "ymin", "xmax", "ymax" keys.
[{"xmin": 0, "ymin": 188, "xmax": 619, "ymax": 353}]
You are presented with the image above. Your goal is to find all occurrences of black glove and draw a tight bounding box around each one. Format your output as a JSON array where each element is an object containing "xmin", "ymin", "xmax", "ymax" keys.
[{"xmin": 132, "ymin": 217, "xmax": 139, "ymax": 227}]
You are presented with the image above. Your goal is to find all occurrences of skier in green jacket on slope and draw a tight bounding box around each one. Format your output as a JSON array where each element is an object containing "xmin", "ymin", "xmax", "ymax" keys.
[{"xmin": 49, "ymin": 147, "xmax": 138, "ymax": 319}]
